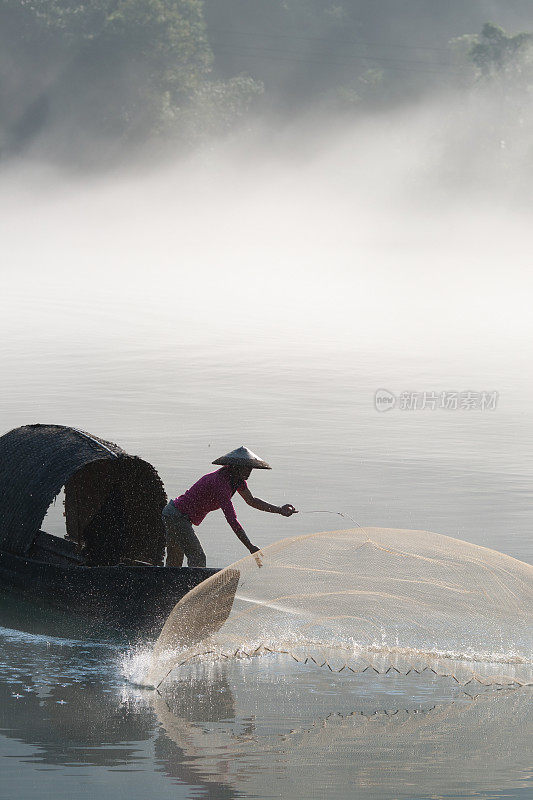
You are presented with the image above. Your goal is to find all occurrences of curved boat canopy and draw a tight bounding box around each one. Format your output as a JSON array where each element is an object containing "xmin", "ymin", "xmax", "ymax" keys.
[{"xmin": 0, "ymin": 424, "xmax": 166, "ymax": 566}]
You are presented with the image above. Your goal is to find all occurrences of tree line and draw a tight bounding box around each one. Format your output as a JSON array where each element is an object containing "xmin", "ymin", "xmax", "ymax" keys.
[{"xmin": 0, "ymin": 0, "xmax": 531, "ymax": 164}]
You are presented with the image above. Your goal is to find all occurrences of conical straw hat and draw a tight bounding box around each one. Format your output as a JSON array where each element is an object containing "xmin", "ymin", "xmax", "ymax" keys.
[{"xmin": 212, "ymin": 446, "xmax": 271, "ymax": 469}]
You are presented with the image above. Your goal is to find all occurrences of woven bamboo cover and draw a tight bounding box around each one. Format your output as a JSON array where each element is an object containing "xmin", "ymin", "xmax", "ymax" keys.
[{"xmin": 0, "ymin": 424, "xmax": 166, "ymax": 564}]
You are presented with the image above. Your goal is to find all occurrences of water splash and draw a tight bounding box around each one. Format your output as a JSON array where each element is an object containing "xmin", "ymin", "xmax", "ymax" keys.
[{"xmin": 141, "ymin": 527, "xmax": 533, "ymax": 688}]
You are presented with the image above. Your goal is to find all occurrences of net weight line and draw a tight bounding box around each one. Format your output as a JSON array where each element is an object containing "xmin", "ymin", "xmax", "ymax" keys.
[{"xmin": 156, "ymin": 644, "xmax": 532, "ymax": 689}]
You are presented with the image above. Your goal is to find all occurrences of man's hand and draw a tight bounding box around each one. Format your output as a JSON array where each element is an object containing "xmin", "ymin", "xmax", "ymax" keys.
[
  {"xmin": 248, "ymin": 544, "xmax": 263, "ymax": 567},
  {"xmin": 279, "ymin": 504, "xmax": 298, "ymax": 517}
]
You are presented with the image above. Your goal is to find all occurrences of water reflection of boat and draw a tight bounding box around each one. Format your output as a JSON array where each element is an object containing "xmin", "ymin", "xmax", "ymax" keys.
[
  {"xmin": 0, "ymin": 626, "xmax": 237, "ymax": 795},
  {"xmin": 0, "ymin": 424, "xmax": 218, "ymax": 634},
  {"xmin": 0, "ymin": 676, "xmax": 153, "ymax": 769}
]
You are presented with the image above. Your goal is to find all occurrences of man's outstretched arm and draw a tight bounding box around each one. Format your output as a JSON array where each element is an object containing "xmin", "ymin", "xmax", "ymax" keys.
[
  {"xmin": 220, "ymin": 498, "xmax": 259, "ymax": 553},
  {"xmin": 238, "ymin": 485, "xmax": 298, "ymax": 517}
]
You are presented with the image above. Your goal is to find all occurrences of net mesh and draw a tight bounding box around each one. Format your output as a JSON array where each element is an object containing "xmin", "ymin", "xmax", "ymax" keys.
[{"xmin": 143, "ymin": 528, "xmax": 533, "ymax": 688}]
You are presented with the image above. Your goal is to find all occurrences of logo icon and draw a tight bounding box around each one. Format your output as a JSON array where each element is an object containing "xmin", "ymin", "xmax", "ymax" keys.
[{"xmin": 374, "ymin": 389, "xmax": 396, "ymax": 412}]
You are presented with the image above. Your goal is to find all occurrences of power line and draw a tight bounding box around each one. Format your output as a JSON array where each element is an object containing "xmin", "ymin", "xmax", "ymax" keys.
[
  {"xmin": 211, "ymin": 43, "xmax": 461, "ymax": 76},
  {"xmin": 210, "ymin": 27, "xmax": 453, "ymax": 55},
  {"xmin": 211, "ymin": 41, "xmax": 454, "ymax": 69},
  {"xmin": 214, "ymin": 48, "xmax": 460, "ymax": 76}
]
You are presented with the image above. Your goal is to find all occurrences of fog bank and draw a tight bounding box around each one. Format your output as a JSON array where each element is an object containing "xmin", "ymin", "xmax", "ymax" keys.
[{"xmin": 2, "ymin": 89, "xmax": 531, "ymax": 362}]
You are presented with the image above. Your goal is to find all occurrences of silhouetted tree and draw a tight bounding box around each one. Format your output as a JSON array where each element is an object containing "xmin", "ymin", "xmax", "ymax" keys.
[
  {"xmin": 469, "ymin": 22, "xmax": 532, "ymax": 79},
  {"xmin": 0, "ymin": 0, "xmax": 261, "ymax": 159}
]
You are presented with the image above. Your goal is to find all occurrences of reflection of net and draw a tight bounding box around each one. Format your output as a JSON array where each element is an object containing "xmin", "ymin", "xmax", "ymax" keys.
[
  {"xmin": 143, "ymin": 528, "xmax": 533, "ymax": 688},
  {"xmin": 154, "ymin": 670, "xmax": 532, "ymax": 800}
]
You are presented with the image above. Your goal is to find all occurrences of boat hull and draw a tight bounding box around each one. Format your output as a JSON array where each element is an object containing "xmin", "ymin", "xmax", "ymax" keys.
[{"xmin": 0, "ymin": 549, "xmax": 218, "ymax": 637}]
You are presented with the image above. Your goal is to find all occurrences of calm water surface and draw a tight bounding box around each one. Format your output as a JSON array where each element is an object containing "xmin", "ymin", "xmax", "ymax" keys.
[{"xmin": 1, "ymin": 340, "xmax": 532, "ymax": 799}]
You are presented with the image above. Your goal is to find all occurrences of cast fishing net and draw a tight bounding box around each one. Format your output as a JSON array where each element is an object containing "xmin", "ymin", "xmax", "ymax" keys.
[{"xmin": 142, "ymin": 528, "xmax": 533, "ymax": 688}]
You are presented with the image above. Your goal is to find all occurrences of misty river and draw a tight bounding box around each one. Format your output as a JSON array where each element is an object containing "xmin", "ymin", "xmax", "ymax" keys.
[
  {"xmin": 1, "ymin": 334, "xmax": 532, "ymax": 798},
  {"xmin": 2, "ymin": 75, "xmax": 532, "ymax": 799}
]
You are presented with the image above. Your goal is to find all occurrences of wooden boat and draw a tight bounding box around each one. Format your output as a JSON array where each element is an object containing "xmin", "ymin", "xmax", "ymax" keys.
[{"xmin": 0, "ymin": 424, "xmax": 219, "ymax": 635}]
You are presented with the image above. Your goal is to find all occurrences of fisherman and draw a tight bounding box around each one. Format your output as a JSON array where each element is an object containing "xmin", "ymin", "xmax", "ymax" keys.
[{"xmin": 162, "ymin": 446, "xmax": 298, "ymax": 567}]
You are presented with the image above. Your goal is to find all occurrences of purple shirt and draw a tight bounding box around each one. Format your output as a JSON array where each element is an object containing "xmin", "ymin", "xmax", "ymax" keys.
[{"xmin": 174, "ymin": 467, "xmax": 246, "ymax": 535}]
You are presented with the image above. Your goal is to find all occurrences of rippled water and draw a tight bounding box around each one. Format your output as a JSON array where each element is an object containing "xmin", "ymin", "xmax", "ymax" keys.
[
  {"xmin": 1, "ymin": 335, "xmax": 532, "ymax": 799},
  {"xmin": 3, "ymin": 341, "xmax": 533, "ymax": 564},
  {"xmin": 1, "ymin": 628, "xmax": 532, "ymax": 800}
]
